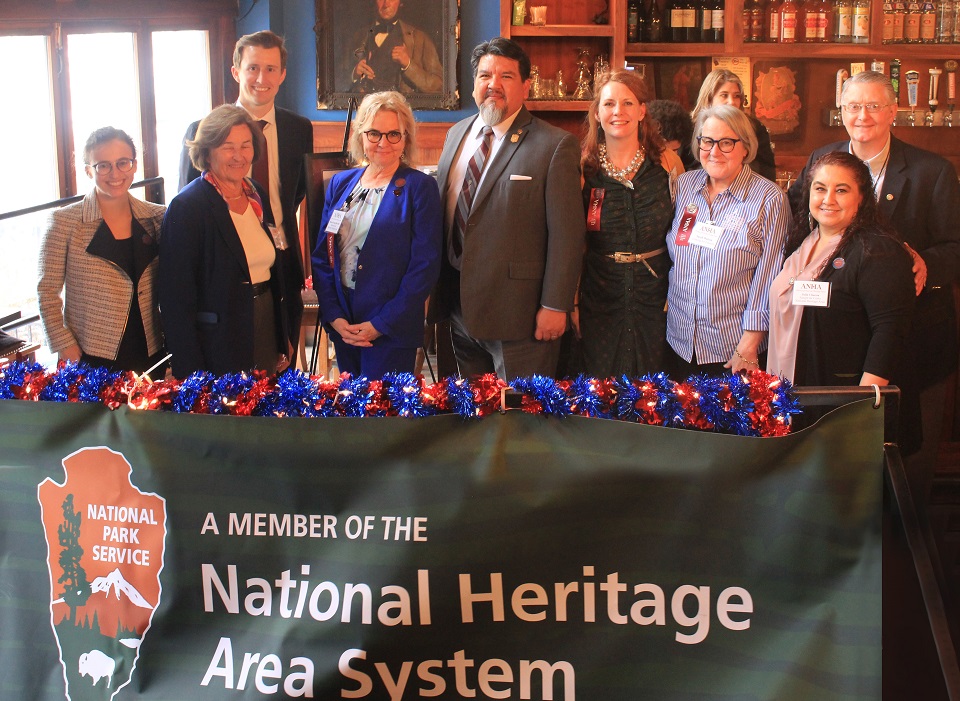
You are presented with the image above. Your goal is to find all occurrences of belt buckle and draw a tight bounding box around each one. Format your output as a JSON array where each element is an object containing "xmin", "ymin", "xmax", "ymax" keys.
[{"xmin": 614, "ymin": 252, "xmax": 633, "ymax": 263}]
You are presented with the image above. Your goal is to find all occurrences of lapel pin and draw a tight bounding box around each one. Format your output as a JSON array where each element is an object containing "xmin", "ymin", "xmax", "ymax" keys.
[
  {"xmin": 395, "ymin": 178, "xmax": 406, "ymax": 188},
  {"xmin": 886, "ymin": 193, "xmax": 894, "ymax": 201},
  {"xmin": 833, "ymin": 257, "xmax": 845, "ymax": 269},
  {"xmin": 511, "ymin": 134, "xmax": 519, "ymax": 143}
]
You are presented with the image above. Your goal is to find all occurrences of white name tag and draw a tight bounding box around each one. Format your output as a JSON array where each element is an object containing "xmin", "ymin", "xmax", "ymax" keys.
[
  {"xmin": 325, "ymin": 209, "xmax": 346, "ymax": 235},
  {"xmin": 720, "ymin": 212, "xmax": 745, "ymax": 230},
  {"xmin": 791, "ymin": 280, "xmax": 831, "ymax": 307},
  {"xmin": 688, "ymin": 222, "xmax": 724, "ymax": 249}
]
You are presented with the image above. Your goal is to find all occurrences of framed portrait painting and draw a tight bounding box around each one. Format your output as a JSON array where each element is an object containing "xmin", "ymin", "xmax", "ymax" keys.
[
  {"xmin": 655, "ymin": 60, "xmax": 705, "ymax": 113},
  {"xmin": 315, "ymin": 0, "xmax": 459, "ymax": 110}
]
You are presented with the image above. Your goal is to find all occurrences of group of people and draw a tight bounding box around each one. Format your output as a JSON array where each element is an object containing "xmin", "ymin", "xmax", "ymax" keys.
[{"xmin": 38, "ymin": 32, "xmax": 958, "ymax": 474}]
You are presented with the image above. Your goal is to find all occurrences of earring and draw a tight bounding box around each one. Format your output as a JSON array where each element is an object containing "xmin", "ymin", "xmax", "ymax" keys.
[{"xmin": 808, "ymin": 213, "xmax": 816, "ymax": 230}]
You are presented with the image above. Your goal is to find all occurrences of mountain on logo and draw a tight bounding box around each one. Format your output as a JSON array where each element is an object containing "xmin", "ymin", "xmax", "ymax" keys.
[
  {"xmin": 90, "ymin": 568, "xmax": 152, "ymax": 610},
  {"xmin": 54, "ymin": 568, "xmax": 155, "ymax": 637}
]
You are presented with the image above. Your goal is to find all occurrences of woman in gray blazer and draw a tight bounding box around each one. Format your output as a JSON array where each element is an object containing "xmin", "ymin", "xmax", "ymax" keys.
[{"xmin": 38, "ymin": 127, "xmax": 166, "ymax": 374}]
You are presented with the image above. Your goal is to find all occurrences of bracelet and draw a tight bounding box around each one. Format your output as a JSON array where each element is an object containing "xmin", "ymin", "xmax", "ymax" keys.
[{"xmin": 734, "ymin": 348, "xmax": 759, "ymax": 366}]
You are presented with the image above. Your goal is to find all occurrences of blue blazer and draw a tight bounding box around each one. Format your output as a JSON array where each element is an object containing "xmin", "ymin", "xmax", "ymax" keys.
[
  {"xmin": 159, "ymin": 177, "xmax": 290, "ymax": 378},
  {"xmin": 311, "ymin": 165, "xmax": 442, "ymax": 348}
]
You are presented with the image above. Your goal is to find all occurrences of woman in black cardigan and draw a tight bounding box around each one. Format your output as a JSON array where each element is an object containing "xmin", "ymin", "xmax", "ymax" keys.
[{"xmin": 767, "ymin": 152, "xmax": 918, "ymax": 446}]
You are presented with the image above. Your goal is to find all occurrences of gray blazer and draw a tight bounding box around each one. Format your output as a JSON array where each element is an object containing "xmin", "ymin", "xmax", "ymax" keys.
[
  {"xmin": 38, "ymin": 191, "xmax": 166, "ymax": 358},
  {"xmin": 431, "ymin": 107, "xmax": 586, "ymax": 341}
]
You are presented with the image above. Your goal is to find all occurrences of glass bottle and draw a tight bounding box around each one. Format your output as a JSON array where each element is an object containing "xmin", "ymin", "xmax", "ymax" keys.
[
  {"xmin": 919, "ymin": 1, "xmax": 937, "ymax": 42},
  {"xmin": 628, "ymin": 0, "xmax": 641, "ymax": 42},
  {"xmin": 954, "ymin": 0, "xmax": 960, "ymax": 41},
  {"xmin": 743, "ymin": 0, "xmax": 767, "ymax": 41},
  {"xmin": 883, "ymin": 1, "xmax": 896, "ymax": 41},
  {"xmin": 852, "ymin": 0, "xmax": 870, "ymax": 42},
  {"xmin": 804, "ymin": 0, "xmax": 830, "ymax": 41},
  {"xmin": 833, "ymin": 0, "xmax": 853, "ymax": 41},
  {"xmin": 936, "ymin": 0, "xmax": 955, "ymax": 42},
  {"xmin": 768, "ymin": 0, "xmax": 783, "ymax": 41},
  {"xmin": 702, "ymin": 0, "xmax": 724, "ymax": 41},
  {"xmin": 892, "ymin": 1, "xmax": 907, "ymax": 41},
  {"xmin": 780, "ymin": 0, "xmax": 800, "ymax": 41},
  {"xmin": 647, "ymin": 0, "xmax": 665, "ymax": 41},
  {"xmin": 905, "ymin": 0, "xmax": 922, "ymax": 41},
  {"xmin": 686, "ymin": 0, "xmax": 701, "ymax": 42}
]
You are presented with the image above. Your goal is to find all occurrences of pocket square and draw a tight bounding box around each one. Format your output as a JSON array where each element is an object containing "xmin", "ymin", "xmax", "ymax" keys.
[{"xmin": 509, "ymin": 174, "xmax": 533, "ymax": 181}]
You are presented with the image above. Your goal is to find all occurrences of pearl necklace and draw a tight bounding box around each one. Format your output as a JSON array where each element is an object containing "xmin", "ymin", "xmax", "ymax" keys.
[{"xmin": 599, "ymin": 143, "xmax": 646, "ymax": 189}]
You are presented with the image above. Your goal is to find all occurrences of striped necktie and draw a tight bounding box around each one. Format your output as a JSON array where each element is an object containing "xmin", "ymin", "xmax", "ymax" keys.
[{"xmin": 452, "ymin": 125, "xmax": 494, "ymax": 257}]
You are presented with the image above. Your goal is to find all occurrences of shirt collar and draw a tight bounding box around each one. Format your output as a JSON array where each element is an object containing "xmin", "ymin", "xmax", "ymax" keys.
[
  {"xmin": 236, "ymin": 101, "xmax": 276, "ymax": 127},
  {"xmin": 848, "ymin": 134, "xmax": 891, "ymax": 180},
  {"xmin": 692, "ymin": 163, "xmax": 754, "ymax": 202},
  {"xmin": 471, "ymin": 107, "xmax": 523, "ymax": 142}
]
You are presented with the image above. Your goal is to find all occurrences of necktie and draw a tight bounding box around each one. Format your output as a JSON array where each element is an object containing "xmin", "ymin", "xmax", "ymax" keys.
[
  {"xmin": 452, "ymin": 126, "xmax": 494, "ymax": 258},
  {"xmin": 252, "ymin": 120, "xmax": 271, "ymax": 204}
]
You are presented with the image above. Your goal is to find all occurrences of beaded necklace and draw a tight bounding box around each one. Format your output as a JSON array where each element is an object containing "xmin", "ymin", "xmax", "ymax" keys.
[{"xmin": 599, "ymin": 142, "xmax": 646, "ymax": 189}]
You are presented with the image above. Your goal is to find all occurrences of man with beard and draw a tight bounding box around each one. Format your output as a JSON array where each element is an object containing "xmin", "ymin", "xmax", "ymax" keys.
[{"xmin": 429, "ymin": 37, "xmax": 585, "ymax": 379}]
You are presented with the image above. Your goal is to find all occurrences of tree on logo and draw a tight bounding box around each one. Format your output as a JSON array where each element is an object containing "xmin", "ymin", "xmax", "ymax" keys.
[{"xmin": 58, "ymin": 494, "xmax": 89, "ymax": 623}]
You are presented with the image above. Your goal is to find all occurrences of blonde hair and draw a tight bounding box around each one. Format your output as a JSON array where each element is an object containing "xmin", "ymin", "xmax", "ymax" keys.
[
  {"xmin": 692, "ymin": 69, "xmax": 746, "ymax": 120},
  {"xmin": 348, "ymin": 91, "xmax": 418, "ymax": 166}
]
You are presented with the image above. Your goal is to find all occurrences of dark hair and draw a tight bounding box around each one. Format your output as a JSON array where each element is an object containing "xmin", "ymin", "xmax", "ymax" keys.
[
  {"xmin": 234, "ymin": 30, "xmax": 287, "ymax": 71},
  {"xmin": 83, "ymin": 127, "xmax": 137, "ymax": 165},
  {"xmin": 787, "ymin": 151, "xmax": 899, "ymax": 261},
  {"xmin": 646, "ymin": 99, "xmax": 694, "ymax": 146},
  {"xmin": 470, "ymin": 37, "xmax": 530, "ymax": 81},
  {"xmin": 582, "ymin": 70, "xmax": 664, "ymax": 178},
  {"xmin": 187, "ymin": 105, "xmax": 264, "ymax": 172}
]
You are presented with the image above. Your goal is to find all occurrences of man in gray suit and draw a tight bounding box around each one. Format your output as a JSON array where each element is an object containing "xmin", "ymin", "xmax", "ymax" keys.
[{"xmin": 431, "ymin": 37, "xmax": 585, "ymax": 379}]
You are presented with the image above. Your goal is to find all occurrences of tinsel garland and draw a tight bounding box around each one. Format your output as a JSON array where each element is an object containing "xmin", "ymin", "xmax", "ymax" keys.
[{"xmin": 0, "ymin": 361, "xmax": 801, "ymax": 437}]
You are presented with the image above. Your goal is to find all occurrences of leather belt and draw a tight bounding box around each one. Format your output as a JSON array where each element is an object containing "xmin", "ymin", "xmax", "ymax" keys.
[
  {"xmin": 251, "ymin": 281, "xmax": 270, "ymax": 297},
  {"xmin": 605, "ymin": 247, "xmax": 667, "ymax": 264}
]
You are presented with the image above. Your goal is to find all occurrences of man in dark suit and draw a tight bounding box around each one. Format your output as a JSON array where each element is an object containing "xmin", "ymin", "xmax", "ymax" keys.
[
  {"xmin": 430, "ymin": 37, "xmax": 585, "ymax": 380},
  {"xmin": 178, "ymin": 30, "xmax": 313, "ymax": 349},
  {"xmin": 788, "ymin": 70, "xmax": 960, "ymax": 501}
]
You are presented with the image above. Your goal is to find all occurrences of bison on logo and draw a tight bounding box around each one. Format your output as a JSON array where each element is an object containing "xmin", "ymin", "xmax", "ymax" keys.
[{"xmin": 38, "ymin": 447, "xmax": 166, "ymax": 700}]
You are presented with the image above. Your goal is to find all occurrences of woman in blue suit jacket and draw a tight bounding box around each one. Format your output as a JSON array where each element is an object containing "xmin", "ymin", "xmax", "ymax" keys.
[{"xmin": 312, "ymin": 91, "xmax": 442, "ymax": 378}]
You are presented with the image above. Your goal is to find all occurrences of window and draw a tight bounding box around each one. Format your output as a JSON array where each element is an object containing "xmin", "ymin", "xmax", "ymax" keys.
[{"xmin": 0, "ymin": 14, "xmax": 224, "ymax": 320}]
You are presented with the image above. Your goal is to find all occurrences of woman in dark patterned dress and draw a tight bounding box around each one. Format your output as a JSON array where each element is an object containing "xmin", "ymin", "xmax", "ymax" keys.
[{"xmin": 574, "ymin": 70, "xmax": 676, "ymax": 377}]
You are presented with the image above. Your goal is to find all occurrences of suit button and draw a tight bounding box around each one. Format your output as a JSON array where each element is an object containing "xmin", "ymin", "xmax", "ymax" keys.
[{"xmin": 357, "ymin": 264, "xmax": 363, "ymax": 270}]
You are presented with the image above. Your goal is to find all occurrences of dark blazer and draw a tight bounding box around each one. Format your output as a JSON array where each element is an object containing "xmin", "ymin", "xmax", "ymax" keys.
[
  {"xmin": 311, "ymin": 165, "xmax": 442, "ymax": 348},
  {"xmin": 788, "ymin": 136, "xmax": 960, "ymax": 387},
  {"xmin": 158, "ymin": 177, "xmax": 289, "ymax": 379},
  {"xmin": 178, "ymin": 107, "xmax": 313, "ymax": 345},
  {"xmin": 430, "ymin": 107, "xmax": 586, "ymax": 341},
  {"xmin": 750, "ymin": 116, "xmax": 777, "ymax": 183}
]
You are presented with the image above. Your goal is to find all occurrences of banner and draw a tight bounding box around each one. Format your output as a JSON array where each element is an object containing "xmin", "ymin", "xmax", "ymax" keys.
[{"xmin": 0, "ymin": 399, "xmax": 882, "ymax": 700}]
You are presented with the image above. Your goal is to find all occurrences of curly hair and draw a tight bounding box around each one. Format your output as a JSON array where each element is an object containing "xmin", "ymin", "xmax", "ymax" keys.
[
  {"xmin": 582, "ymin": 69, "xmax": 665, "ymax": 179},
  {"xmin": 787, "ymin": 151, "xmax": 899, "ymax": 261}
]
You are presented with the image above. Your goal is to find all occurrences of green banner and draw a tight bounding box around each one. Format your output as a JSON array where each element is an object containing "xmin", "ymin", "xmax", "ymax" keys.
[{"xmin": 0, "ymin": 399, "xmax": 882, "ymax": 700}]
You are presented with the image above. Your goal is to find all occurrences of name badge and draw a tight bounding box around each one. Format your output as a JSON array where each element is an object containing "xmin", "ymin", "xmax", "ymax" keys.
[
  {"xmin": 791, "ymin": 280, "xmax": 831, "ymax": 307},
  {"xmin": 267, "ymin": 224, "xmax": 288, "ymax": 250},
  {"xmin": 325, "ymin": 209, "xmax": 346, "ymax": 235},
  {"xmin": 721, "ymin": 211, "xmax": 745, "ymax": 230},
  {"xmin": 688, "ymin": 222, "xmax": 724, "ymax": 249}
]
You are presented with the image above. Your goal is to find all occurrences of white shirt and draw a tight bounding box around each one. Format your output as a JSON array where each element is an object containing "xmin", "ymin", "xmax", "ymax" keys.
[{"xmin": 238, "ymin": 102, "xmax": 285, "ymax": 241}]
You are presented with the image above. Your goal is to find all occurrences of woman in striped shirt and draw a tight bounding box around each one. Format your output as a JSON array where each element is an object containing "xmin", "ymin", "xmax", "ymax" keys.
[{"xmin": 665, "ymin": 105, "xmax": 791, "ymax": 379}]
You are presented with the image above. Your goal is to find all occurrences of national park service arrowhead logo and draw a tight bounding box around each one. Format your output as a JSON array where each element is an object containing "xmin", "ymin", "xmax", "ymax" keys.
[{"xmin": 38, "ymin": 447, "xmax": 167, "ymax": 700}]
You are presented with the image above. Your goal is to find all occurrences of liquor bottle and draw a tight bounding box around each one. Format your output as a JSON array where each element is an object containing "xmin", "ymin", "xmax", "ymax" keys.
[
  {"xmin": 637, "ymin": 0, "xmax": 649, "ymax": 41},
  {"xmin": 883, "ymin": 1, "xmax": 896, "ymax": 41},
  {"xmin": 892, "ymin": 1, "xmax": 907, "ymax": 41},
  {"xmin": 743, "ymin": 0, "xmax": 766, "ymax": 41},
  {"xmin": 954, "ymin": 0, "xmax": 960, "ymax": 41},
  {"xmin": 804, "ymin": 0, "xmax": 830, "ymax": 41},
  {"xmin": 702, "ymin": 0, "xmax": 724, "ymax": 41},
  {"xmin": 852, "ymin": 0, "xmax": 871, "ymax": 42},
  {"xmin": 833, "ymin": 0, "xmax": 853, "ymax": 41},
  {"xmin": 936, "ymin": 0, "xmax": 955, "ymax": 42},
  {"xmin": 780, "ymin": 0, "xmax": 800, "ymax": 41},
  {"xmin": 628, "ymin": 0, "xmax": 641, "ymax": 42},
  {"xmin": 768, "ymin": 0, "xmax": 783, "ymax": 41},
  {"xmin": 647, "ymin": 0, "xmax": 665, "ymax": 41},
  {"xmin": 686, "ymin": 0, "xmax": 701, "ymax": 42},
  {"xmin": 905, "ymin": 1, "xmax": 922, "ymax": 41},
  {"xmin": 919, "ymin": 1, "xmax": 936, "ymax": 42}
]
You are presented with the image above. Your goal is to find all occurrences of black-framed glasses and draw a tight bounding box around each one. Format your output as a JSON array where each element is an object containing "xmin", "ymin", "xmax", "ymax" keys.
[
  {"xmin": 840, "ymin": 102, "xmax": 890, "ymax": 114},
  {"xmin": 363, "ymin": 129, "xmax": 405, "ymax": 144},
  {"xmin": 88, "ymin": 158, "xmax": 136, "ymax": 175},
  {"xmin": 696, "ymin": 136, "xmax": 741, "ymax": 153}
]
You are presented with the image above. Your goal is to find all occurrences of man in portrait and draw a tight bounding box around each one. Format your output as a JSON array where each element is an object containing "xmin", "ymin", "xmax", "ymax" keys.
[{"xmin": 347, "ymin": 0, "xmax": 443, "ymax": 94}]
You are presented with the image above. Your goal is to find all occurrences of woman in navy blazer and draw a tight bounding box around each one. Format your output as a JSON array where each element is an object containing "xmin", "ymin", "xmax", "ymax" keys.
[
  {"xmin": 160, "ymin": 105, "xmax": 293, "ymax": 379},
  {"xmin": 312, "ymin": 91, "xmax": 441, "ymax": 378}
]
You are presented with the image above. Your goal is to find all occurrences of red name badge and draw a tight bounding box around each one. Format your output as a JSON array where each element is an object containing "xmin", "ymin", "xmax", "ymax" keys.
[
  {"xmin": 587, "ymin": 188, "xmax": 605, "ymax": 232},
  {"xmin": 326, "ymin": 230, "xmax": 336, "ymax": 267},
  {"xmin": 675, "ymin": 204, "xmax": 698, "ymax": 246}
]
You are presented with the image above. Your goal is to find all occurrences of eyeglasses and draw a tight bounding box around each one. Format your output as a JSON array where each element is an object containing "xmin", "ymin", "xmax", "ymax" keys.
[
  {"xmin": 363, "ymin": 129, "xmax": 405, "ymax": 144},
  {"xmin": 696, "ymin": 136, "xmax": 741, "ymax": 153},
  {"xmin": 88, "ymin": 158, "xmax": 136, "ymax": 175},
  {"xmin": 841, "ymin": 102, "xmax": 890, "ymax": 114}
]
